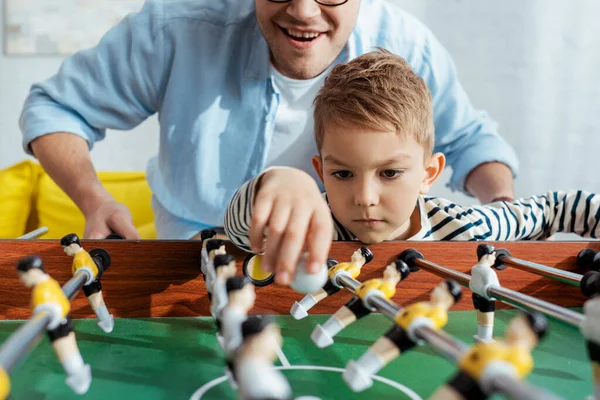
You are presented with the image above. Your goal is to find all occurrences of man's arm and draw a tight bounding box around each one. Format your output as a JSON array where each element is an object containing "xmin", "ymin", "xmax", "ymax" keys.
[
  {"xmin": 30, "ymin": 133, "xmax": 140, "ymax": 239},
  {"xmin": 465, "ymin": 162, "xmax": 515, "ymax": 204},
  {"xmin": 19, "ymin": 2, "xmax": 167, "ymax": 238},
  {"xmin": 417, "ymin": 29, "xmax": 519, "ymax": 203}
]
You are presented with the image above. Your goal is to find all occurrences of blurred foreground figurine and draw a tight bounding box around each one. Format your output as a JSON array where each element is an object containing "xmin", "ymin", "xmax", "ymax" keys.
[
  {"xmin": 0, "ymin": 366, "xmax": 9, "ymax": 400},
  {"xmin": 205, "ymin": 239, "xmax": 227, "ymax": 302},
  {"xmin": 221, "ymin": 277, "xmax": 256, "ymax": 373},
  {"xmin": 17, "ymin": 256, "xmax": 91, "ymax": 394},
  {"xmin": 211, "ymin": 254, "xmax": 238, "ymax": 323},
  {"xmin": 311, "ymin": 260, "xmax": 410, "ymax": 348},
  {"xmin": 290, "ymin": 246, "xmax": 374, "ymax": 320},
  {"xmin": 61, "ymin": 233, "xmax": 113, "ymax": 333},
  {"xmin": 234, "ymin": 316, "xmax": 291, "ymax": 400},
  {"xmin": 469, "ymin": 244, "xmax": 500, "ymax": 343},
  {"xmin": 429, "ymin": 312, "xmax": 547, "ymax": 400},
  {"xmin": 581, "ymin": 295, "xmax": 600, "ymax": 400},
  {"xmin": 199, "ymin": 229, "xmax": 217, "ymax": 279},
  {"xmin": 344, "ymin": 280, "xmax": 462, "ymax": 392}
]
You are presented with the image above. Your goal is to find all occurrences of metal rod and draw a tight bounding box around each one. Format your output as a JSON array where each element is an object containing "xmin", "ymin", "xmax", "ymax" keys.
[
  {"xmin": 17, "ymin": 227, "xmax": 49, "ymax": 240},
  {"xmin": 488, "ymin": 284, "xmax": 584, "ymax": 327},
  {"xmin": 490, "ymin": 375, "xmax": 563, "ymax": 400},
  {"xmin": 500, "ymin": 255, "xmax": 582, "ymax": 286},
  {"xmin": 335, "ymin": 268, "xmax": 562, "ymax": 399},
  {"xmin": 414, "ymin": 258, "xmax": 584, "ymax": 328},
  {"xmin": 0, "ymin": 312, "xmax": 50, "ymax": 371},
  {"xmin": 0, "ymin": 270, "xmax": 88, "ymax": 372}
]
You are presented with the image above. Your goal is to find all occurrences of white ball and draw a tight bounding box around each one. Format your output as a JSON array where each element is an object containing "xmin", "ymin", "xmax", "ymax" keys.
[{"xmin": 291, "ymin": 253, "xmax": 328, "ymax": 294}]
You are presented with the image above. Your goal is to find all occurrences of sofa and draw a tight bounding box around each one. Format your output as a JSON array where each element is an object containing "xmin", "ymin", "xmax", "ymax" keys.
[{"xmin": 0, "ymin": 160, "xmax": 156, "ymax": 239}]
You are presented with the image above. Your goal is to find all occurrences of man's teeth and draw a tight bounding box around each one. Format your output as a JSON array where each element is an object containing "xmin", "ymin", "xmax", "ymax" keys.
[{"xmin": 286, "ymin": 29, "xmax": 320, "ymax": 39}]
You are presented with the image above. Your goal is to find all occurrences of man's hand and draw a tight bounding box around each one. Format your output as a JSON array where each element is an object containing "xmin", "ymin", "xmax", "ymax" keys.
[
  {"xmin": 465, "ymin": 162, "xmax": 515, "ymax": 204},
  {"xmin": 249, "ymin": 168, "xmax": 333, "ymax": 286},
  {"xmin": 83, "ymin": 199, "xmax": 141, "ymax": 240}
]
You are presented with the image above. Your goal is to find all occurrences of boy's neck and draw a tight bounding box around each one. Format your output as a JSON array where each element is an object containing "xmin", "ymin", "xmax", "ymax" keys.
[{"xmin": 393, "ymin": 203, "xmax": 422, "ymax": 240}]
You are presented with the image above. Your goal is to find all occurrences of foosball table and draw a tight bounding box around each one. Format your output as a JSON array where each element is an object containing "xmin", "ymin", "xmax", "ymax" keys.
[{"xmin": 0, "ymin": 238, "xmax": 598, "ymax": 400}]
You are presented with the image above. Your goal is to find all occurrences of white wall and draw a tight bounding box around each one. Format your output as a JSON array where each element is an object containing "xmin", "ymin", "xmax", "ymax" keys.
[
  {"xmin": 0, "ymin": 3, "xmax": 158, "ymax": 171},
  {"xmin": 1, "ymin": 0, "xmax": 599, "ymax": 201}
]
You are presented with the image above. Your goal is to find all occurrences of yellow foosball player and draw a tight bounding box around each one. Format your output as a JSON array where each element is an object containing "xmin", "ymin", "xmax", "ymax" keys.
[
  {"xmin": 290, "ymin": 246, "xmax": 374, "ymax": 320},
  {"xmin": 61, "ymin": 234, "xmax": 114, "ymax": 333},
  {"xmin": 311, "ymin": 260, "xmax": 410, "ymax": 348},
  {"xmin": 429, "ymin": 311, "xmax": 548, "ymax": 400},
  {"xmin": 343, "ymin": 279, "xmax": 462, "ymax": 392},
  {"xmin": 581, "ymin": 295, "xmax": 600, "ymax": 400},
  {"xmin": 0, "ymin": 367, "xmax": 10, "ymax": 400},
  {"xmin": 17, "ymin": 256, "xmax": 92, "ymax": 395}
]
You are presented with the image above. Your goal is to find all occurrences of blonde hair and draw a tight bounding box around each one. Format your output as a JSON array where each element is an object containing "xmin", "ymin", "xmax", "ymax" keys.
[{"xmin": 314, "ymin": 49, "xmax": 434, "ymax": 157}]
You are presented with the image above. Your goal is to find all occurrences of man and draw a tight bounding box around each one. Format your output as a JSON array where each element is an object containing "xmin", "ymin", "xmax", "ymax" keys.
[{"xmin": 20, "ymin": 0, "xmax": 517, "ymax": 284}]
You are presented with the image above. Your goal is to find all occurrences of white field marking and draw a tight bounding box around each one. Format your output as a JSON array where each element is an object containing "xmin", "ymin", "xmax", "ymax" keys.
[
  {"xmin": 189, "ymin": 365, "xmax": 422, "ymax": 400},
  {"xmin": 275, "ymin": 344, "xmax": 291, "ymax": 367}
]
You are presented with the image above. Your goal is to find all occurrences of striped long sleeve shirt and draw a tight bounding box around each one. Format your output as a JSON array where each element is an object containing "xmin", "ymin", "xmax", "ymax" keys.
[{"xmin": 224, "ymin": 173, "xmax": 600, "ymax": 253}]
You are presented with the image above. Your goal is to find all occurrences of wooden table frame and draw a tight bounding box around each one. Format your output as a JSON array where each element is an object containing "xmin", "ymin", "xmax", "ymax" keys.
[{"xmin": 0, "ymin": 240, "xmax": 597, "ymax": 319}]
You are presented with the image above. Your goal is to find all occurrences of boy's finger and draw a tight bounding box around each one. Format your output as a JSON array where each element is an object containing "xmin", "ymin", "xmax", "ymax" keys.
[
  {"xmin": 275, "ymin": 207, "xmax": 312, "ymax": 285},
  {"xmin": 306, "ymin": 209, "xmax": 334, "ymax": 274},
  {"xmin": 262, "ymin": 201, "xmax": 292, "ymax": 273},
  {"xmin": 249, "ymin": 194, "xmax": 274, "ymax": 252}
]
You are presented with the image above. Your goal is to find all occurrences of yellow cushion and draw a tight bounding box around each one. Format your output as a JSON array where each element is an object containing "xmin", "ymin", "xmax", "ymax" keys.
[
  {"xmin": 36, "ymin": 170, "xmax": 156, "ymax": 239},
  {"xmin": 0, "ymin": 161, "xmax": 39, "ymax": 238}
]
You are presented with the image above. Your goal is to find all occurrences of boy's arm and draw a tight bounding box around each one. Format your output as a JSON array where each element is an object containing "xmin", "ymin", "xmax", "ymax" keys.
[
  {"xmin": 224, "ymin": 167, "xmax": 333, "ymax": 285},
  {"xmin": 478, "ymin": 190, "xmax": 600, "ymax": 240}
]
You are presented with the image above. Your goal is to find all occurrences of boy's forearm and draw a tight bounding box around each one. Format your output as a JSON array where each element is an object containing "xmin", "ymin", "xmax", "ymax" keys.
[
  {"xmin": 465, "ymin": 162, "xmax": 515, "ymax": 204},
  {"xmin": 30, "ymin": 132, "xmax": 113, "ymax": 216}
]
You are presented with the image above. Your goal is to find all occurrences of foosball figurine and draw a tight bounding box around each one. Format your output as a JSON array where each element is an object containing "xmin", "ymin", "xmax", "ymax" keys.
[
  {"xmin": 0, "ymin": 366, "xmax": 9, "ymax": 400},
  {"xmin": 429, "ymin": 311, "xmax": 548, "ymax": 400},
  {"xmin": 290, "ymin": 246, "xmax": 374, "ymax": 320},
  {"xmin": 60, "ymin": 233, "xmax": 113, "ymax": 333},
  {"xmin": 234, "ymin": 316, "xmax": 292, "ymax": 400},
  {"xmin": 199, "ymin": 229, "xmax": 218, "ymax": 279},
  {"xmin": 343, "ymin": 279, "xmax": 462, "ymax": 392},
  {"xmin": 311, "ymin": 259, "xmax": 410, "ymax": 348},
  {"xmin": 470, "ymin": 244, "xmax": 500, "ymax": 343},
  {"xmin": 205, "ymin": 239, "xmax": 227, "ymax": 302},
  {"xmin": 17, "ymin": 255, "xmax": 92, "ymax": 394},
  {"xmin": 210, "ymin": 254, "xmax": 238, "ymax": 322},
  {"xmin": 581, "ymin": 295, "xmax": 600, "ymax": 400},
  {"xmin": 221, "ymin": 276, "xmax": 256, "ymax": 357}
]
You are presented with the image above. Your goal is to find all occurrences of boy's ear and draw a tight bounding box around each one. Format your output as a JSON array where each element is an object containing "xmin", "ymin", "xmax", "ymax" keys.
[
  {"xmin": 420, "ymin": 152, "xmax": 445, "ymax": 194},
  {"xmin": 312, "ymin": 155, "xmax": 324, "ymax": 183}
]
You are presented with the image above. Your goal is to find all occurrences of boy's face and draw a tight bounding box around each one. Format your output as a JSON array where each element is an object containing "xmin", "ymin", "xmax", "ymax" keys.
[
  {"xmin": 313, "ymin": 124, "xmax": 444, "ymax": 243},
  {"xmin": 255, "ymin": 0, "xmax": 360, "ymax": 79}
]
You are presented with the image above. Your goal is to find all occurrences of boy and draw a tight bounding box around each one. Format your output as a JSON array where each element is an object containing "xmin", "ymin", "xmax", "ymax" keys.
[{"xmin": 224, "ymin": 50, "xmax": 600, "ymax": 285}]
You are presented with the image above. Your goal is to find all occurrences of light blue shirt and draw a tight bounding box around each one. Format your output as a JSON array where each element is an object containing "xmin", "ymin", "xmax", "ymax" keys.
[{"xmin": 19, "ymin": 0, "xmax": 518, "ymax": 239}]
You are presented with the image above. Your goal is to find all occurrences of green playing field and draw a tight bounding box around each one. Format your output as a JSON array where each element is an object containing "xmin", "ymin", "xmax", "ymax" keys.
[{"xmin": 0, "ymin": 309, "xmax": 589, "ymax": 399}]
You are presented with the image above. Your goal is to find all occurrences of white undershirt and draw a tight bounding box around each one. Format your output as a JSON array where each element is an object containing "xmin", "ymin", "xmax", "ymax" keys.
[{"xmin": 265, "ymin": 64, "xmax": 333, "ymax": 182}]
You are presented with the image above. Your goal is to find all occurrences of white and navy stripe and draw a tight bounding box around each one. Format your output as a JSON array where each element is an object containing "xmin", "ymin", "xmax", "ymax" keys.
[{"xmin": 224, "ymin": 172, "xmax": 600, "ymax": 252}]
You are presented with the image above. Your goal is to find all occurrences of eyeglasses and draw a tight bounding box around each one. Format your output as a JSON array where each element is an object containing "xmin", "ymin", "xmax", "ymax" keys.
[{"xmin": 267, "ymin": 0, "xmax": 349, "ymax": 6}]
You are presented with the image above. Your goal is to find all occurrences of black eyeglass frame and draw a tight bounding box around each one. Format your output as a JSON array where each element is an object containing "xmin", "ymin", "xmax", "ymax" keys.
[{"xmin": 267, "ymin": 0, "xmax": 350, "ymax": 6}]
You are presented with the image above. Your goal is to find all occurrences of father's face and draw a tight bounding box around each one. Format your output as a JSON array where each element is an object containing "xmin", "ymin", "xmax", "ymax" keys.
[{"xmin": 255, "ymin": 0, "xmax": 360, "ymax": 79}]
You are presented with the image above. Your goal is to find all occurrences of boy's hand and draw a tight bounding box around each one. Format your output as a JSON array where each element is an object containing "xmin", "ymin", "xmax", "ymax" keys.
[{"xmin": 249, "ymin": 168, "xmax": 333, "ymax": 286}]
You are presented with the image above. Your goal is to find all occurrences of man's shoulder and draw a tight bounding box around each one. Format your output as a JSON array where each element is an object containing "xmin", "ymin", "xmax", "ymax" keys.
[
  {"xmin": 354, "ymin": 0, "xmax": 435, "ymax": 59},
  {"xmin": 145, "ymin": 0, "xmax": 255, "ymax": 28}
]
